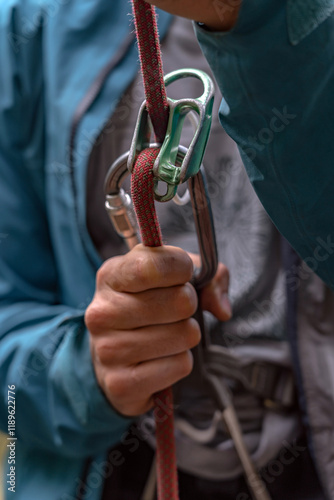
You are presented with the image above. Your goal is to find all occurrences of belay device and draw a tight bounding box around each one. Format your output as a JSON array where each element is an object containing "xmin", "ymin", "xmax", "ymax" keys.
[{"xmin": 104, "ymin": 2, "xmax": 272, "ymax": 500}]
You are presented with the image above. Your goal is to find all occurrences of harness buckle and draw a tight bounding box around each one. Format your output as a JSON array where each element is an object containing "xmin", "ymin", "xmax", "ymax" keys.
[{"xmin": 128, "ymin": 68, "xmax": 214, "ymax": 202}]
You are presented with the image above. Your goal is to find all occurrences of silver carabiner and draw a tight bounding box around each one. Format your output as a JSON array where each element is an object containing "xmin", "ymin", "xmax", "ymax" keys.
[
  {"xmin": 104, "ymin": 144, "xmax": 217, "ymax": 288},
  {"xmin": 104, "ymin": 152, "xmax": 139, "ymax": 250}
]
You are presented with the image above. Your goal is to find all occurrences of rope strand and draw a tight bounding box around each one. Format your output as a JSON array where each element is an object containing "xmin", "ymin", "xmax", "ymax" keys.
[
  {"xmin": 131, "ymin": 2, "xmax": 179, "ymax": 498},
  {"xmin": 132, "ymin": 0, "xmax": 169, "ymax": 143},
  {"xmin": 131, "ymin": 149, "xmax": 179, "ymax": 500}
]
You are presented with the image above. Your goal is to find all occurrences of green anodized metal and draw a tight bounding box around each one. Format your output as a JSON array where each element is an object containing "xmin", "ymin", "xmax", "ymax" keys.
[
  {"xmin": 127, "ymin": 68, "xmax": 215, "ymax": 202},
  {"xmin": 153, "ymin": 68, "xmax": 214, "ymax": 201}
]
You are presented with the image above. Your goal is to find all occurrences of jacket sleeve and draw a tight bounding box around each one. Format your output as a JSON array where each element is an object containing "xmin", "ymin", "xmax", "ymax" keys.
[
  {"xmin": 195, "ymin": 0, "xmax": 334, "ymax": 289},
  {"xmin": 0, "ymin": 2, "xmax": 130, "ymax": 459}
]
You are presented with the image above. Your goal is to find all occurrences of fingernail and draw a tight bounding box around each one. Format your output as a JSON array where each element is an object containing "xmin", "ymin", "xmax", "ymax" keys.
[{"xmin": 221, "ymin": 293, "xmax": 232, "ymax": 319}]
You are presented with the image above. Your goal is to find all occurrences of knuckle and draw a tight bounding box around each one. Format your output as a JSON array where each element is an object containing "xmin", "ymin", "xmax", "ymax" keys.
[
  {"xmin": 84, "ymin": 303, "xmax": 102, "ymax": 333},
  {"xmin": 106, "ymin": 368, "xmax": 148, "ymax": 417},
  {"xmin": 122, "ymin": 249, "xmax": 161, "ymax": 290},
  {"xmin": 164, "ymin": 248, "xmax": 193, "ymax": 282},
  {"xmin": 96, "ymin": 334, "xmax": 133, "ymax": 365},
  {"xmin": 94, "ymin": 339, "xmax": 116, "ymax": 365},
  {"xmin": 185, "ymin": 318, "xmax": 201, "ymax": 348},
  {"xmin": 139, "ymin": 250, "xmax": 179, "ymax": 286},
  {"xmin": 97, "ymin": 256, "xmax": 129, "ymax": 292},
  {"xmin": 129, "ymin": 365, "xmax": 145, "ymax": 390},
  {"xmin": 134, "ymin": 254, "xmax": 151, "ymax": 286},
  {"xmin": 157, "ymin": 252, "xmax": 179, "ymax": 276},
  {"xmin": 110, "ymin": 269, "xmax": 129, "ymax": 293},
  {"xmin": 145, "ymin": 246, "xmax": 193, "ymax": 284},
  {"xmin": 96, "ymin": 260, "xmax": 111, "ymax": 288},
  {"xmin": 85, "ymin": 300, "xmax": 117, "ymax": 333},
  {"xmin": 179, "ymin": 351, "xmax": 194, "ymax": 378},
  {"xmin": 183, "ymin": 253, "xmax": 195, "ymax": 282},
  {"xmin": 130, "ymin": 246, "xmax": 166, "ymax": 287},
  {"xmin": 106, "ymin": 371, "xmax": 131, "ymax": 402},
  {"xmin": 178, "ymin": 283, "xmax": 198, "ymax": 318}
]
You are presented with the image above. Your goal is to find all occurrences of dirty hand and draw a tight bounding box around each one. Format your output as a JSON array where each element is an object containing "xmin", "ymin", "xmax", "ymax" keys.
[
  {"xmin": 85, "ymin": 244, "xmax": 231, "ymax": 417},
  {"xmin": 143, "ymin": 0, "xmax": 241, "ymax": 31}
]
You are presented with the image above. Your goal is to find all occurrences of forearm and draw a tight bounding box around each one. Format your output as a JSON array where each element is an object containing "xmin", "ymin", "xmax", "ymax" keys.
[
  {"xmin": 145, "ymin": 0, "xmax": 241, "ymax": 31},
  {"xmin": 0, "ymin": 302, "xmax": 130, "ymax": 457}
]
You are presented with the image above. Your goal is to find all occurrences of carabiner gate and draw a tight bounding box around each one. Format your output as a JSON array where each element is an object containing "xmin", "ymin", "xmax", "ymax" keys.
[{"xmin": 104, "ymin": 144, "xmax": 217, "ymax": 286}]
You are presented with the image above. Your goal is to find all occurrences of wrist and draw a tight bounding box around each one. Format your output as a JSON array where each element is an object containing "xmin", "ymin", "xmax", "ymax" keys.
[
  {"xmin": 144, "ymin": 1, "xmax": 241, "ymax": 31},
  {"xmin": 200, "ymin": 1, "xmax": 241, "ymax": 31}
]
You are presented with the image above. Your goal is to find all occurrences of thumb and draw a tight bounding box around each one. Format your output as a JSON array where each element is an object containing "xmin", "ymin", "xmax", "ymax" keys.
[
  {"xmin": 200, "ymin": 262, "xmax": 232, "ymax": 321},
  {"xmin": 188, "ymin": 253, "xmax": 232, "ymax": 321}
]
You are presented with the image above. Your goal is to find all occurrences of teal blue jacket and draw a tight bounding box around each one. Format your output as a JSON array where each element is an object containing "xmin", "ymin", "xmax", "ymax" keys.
[
  {"xmin": 0, "ymin": 2, "xmax": 170, "ymax": 499},
  {"xmin": 0, "ymin": 0, "xmax": 334, "ymax": 499},
  {"xmin": 196, "ymin": 0, "xmax": 334, "ymax": 288}
]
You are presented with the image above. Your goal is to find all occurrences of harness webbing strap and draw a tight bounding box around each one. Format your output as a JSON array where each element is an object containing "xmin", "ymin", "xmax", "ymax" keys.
[{"xmin": 131, "ymin": 2, "xmax": 179, "ymax": 499}]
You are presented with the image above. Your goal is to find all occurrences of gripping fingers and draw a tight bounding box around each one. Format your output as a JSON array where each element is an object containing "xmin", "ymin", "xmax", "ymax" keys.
[
  {"xmin": 87, "ymin": 244, "xmax": 201, "ymax": 416},
  {"xmin": 85, "ymin": 282, "xmax": 198, "ymax": 332},
  {"xmin": 200, "ymin": 262, "xmax": 232, "ymax": 321},
  {"xmin": 97, "ymin": 244, "xmax": 194, "ymax": 293},
  {"xmin": 103, "ymin": 350, "xmax": 195, "ymax": 417},
  {"xmin": 90, "ymin": 317, "xmax": 201, "ymax": 416},
  {"xmin": 93, "ymin": 318, "xmax": 201, "ymax": 366}
]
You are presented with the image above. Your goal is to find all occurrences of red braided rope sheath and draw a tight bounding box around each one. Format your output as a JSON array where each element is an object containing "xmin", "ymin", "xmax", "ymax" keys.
[
  {"xmin": 131, "ymin": 2, "xmax": 179, "ymax": 498},
  {"xmin": 131, "ymin": 149, "xmax": 179, "ymax": 500},
  {"xmin": 131, "ymin": 149, "xmax": 162, "ymax": 247},
  {"xmin": 132, "ymin": 0, "xmax": 169, "ymax": 143}
]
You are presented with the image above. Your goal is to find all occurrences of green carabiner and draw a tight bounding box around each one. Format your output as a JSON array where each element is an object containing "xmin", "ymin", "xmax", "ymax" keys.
[{"xmin": 128, "ymin": 68, "xmax": 214, "ymax": 202}]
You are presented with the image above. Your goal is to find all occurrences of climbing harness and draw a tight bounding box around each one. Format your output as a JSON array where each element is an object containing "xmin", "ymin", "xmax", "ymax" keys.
[{"xmin": 104, "ymin": 1, "xmax": 274, "ymax": 499}]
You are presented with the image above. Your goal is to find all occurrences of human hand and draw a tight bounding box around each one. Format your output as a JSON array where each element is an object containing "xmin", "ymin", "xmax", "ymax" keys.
[
  {"xmin": 143, "ymin": 0, "xmax": 241, "ymax": 31},
  {"xmin": 85, "ymin": 244, "xmax": 231, "ymax": 417}
]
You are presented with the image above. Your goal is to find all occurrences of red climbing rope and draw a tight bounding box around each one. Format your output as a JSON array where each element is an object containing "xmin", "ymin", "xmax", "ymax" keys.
[
  {"xmin": 131, "ymin": 149, "xmax": 162, "ymax": 248},
  {"xmin": 131, "ymin": 1, "xmax": 179, "ymax": 499},
  {"xmin": 131, "ymin": 0, "xmax": 169, "ymax": 143},
  {"xmin": 131, "ymin": 149, "xmax": 179, "ymax": 500}
]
